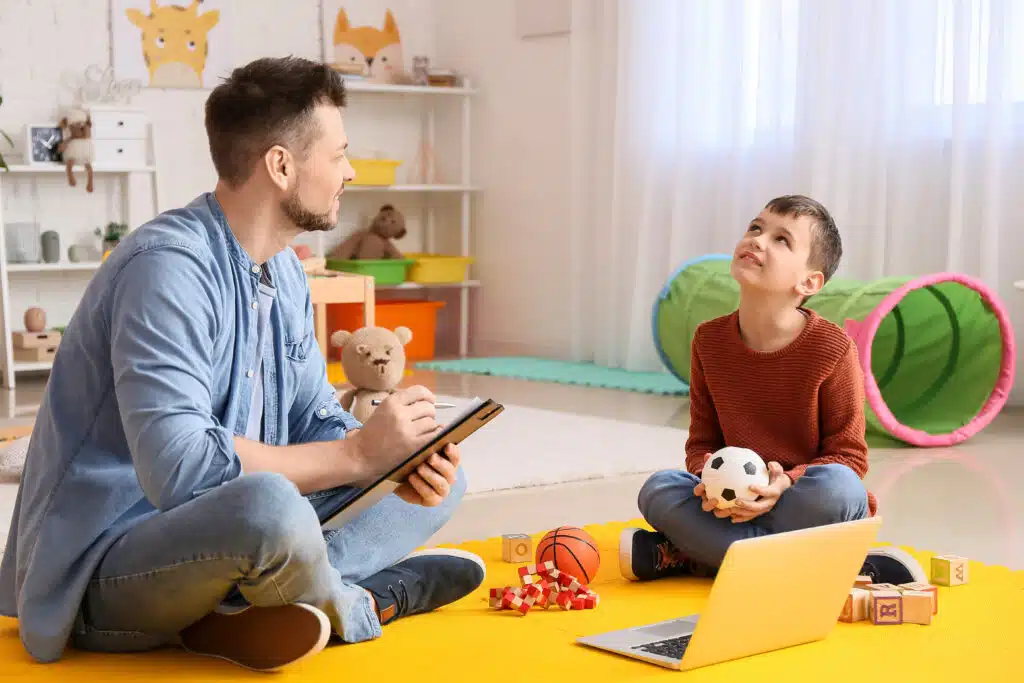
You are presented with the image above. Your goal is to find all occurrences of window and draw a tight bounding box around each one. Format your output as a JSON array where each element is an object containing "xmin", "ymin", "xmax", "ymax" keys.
[{"xmin": 934, "ymin": 0, "xmax": 1024, "ymax": 105}]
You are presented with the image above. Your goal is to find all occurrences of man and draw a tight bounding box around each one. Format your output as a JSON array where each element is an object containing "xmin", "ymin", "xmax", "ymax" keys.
[{"xmin": 0, "ymin": 56, "xmax": 485, "ymax": 672}]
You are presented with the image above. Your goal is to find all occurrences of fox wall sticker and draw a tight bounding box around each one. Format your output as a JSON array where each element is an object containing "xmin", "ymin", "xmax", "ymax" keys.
[{"xmin": 331, "ymin": 7, "xmax": 404, "ymax": 82}]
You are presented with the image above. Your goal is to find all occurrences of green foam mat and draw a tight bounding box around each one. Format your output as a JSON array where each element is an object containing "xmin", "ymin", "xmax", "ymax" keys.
[{"xmin": 414, "ymin": 357, "xmax": 689, "ymax": 395}]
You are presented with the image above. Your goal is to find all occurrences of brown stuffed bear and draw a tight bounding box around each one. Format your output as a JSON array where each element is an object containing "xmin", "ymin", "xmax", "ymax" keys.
[
  {"xmin": 328, "ymin": 204, "xmax": 406, "ymax": 260},
  {"xmin": 331, "ymin": 324, "xmax": 413, "ymax": 422}
]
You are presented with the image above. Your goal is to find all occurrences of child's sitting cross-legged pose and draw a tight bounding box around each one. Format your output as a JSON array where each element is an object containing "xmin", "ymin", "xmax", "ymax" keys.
[{"xmin": 621, "ymin": 195, "xmax": 925, "ymax": 585}]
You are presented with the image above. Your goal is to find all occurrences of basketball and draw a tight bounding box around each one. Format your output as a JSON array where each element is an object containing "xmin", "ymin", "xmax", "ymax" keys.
[{"xmin": 536, "ymin": 526, "xmax": 601, "ymax": 583}]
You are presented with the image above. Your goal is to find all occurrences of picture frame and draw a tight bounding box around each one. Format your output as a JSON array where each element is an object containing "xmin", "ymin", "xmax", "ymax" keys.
[{"xmin": 24, "ymin": 124, "xmax": 63, "ymax": 166}]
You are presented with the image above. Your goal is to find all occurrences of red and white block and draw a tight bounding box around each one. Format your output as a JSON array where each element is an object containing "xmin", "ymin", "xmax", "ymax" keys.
[{"xmin": 491, "ymin": 565, "xmax": 599, "ymax": 615}]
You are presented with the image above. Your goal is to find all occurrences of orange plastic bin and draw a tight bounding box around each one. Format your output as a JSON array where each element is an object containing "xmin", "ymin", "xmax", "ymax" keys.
[{"xmin": 327, "ymin": 300, "xmax": 446, "ymax": 361}]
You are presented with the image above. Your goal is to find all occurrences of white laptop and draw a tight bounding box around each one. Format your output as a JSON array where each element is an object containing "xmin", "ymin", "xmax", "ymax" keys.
[{"xmin": 577, "ymin": 516, "xmax": 882, "ymax": 671}]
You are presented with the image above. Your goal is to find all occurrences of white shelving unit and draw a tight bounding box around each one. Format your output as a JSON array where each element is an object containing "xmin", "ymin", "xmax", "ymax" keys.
[
  {"xmin": 313, "ymin": 78, "xmax": 479, "ymax": 357},
  {"xmin": 0, "ymin": 164, "xmax": 158, "ymax": 389},
  {"xmin": 0, "ymin": 81, "xmax": 477, "ymax": 391}
]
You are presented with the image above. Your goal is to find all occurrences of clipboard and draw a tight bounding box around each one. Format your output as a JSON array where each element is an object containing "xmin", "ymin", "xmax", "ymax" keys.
[{"xmin": 320, "ymin": 397, "xmax": 504, "ymax": 529}]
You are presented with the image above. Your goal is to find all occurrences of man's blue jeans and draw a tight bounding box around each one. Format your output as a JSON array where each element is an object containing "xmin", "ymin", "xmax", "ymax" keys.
[
  {"xmin": 637, "ymin": 464, "xmax": 869, "ymax": 569},
  {"xmin": 69, "ymin": 469, "xmax": 466, "ymax": 653}
]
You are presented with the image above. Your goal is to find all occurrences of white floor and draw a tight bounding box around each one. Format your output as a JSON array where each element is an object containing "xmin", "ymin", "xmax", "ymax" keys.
[{"xmin": 1, "ymin": 369, "xmax": 1022, "ymax": 571}]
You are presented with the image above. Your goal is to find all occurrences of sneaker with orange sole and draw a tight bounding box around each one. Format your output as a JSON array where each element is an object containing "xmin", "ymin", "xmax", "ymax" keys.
[{"xmin": 179, "ymin": 602, "xmax": 331, "ymax": 672}]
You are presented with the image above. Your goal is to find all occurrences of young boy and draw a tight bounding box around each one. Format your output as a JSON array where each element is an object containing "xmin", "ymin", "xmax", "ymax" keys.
[{"xmin": 620, "ymin": 195, "xmax": 925, "ymax": 585}]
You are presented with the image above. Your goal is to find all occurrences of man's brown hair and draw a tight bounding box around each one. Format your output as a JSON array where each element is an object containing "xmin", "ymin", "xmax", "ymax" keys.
[
  {"xmin": 765, "ymin": 194, "xmax": 842, "ymax": 283},
  {"xmin": 204, "ymin": 56, "xmax": 347, "ymax": 186}
]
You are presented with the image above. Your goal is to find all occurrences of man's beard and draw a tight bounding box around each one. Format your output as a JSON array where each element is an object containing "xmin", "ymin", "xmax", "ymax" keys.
[{"xmin": 280, "ymin": 187, "xmax": 336, "ymax": 233}]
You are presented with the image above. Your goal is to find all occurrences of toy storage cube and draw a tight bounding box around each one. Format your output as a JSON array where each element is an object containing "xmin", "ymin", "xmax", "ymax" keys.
[
  {"xmin": 327, "ymin": 300, "xmax": 446, "ymax": 362},
  {"xmin": 349, "ymin": 159, "xmax": 402, "ymax": 185},
  {"xmin": 406, "ymin": 254, "xmax": 474, "ymax": 283}
]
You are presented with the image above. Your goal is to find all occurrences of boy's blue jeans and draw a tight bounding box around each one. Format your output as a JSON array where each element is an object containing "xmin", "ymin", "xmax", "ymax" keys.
[
  {"xmin": 638, "ymin": 463, "xmax": 869, "ymax": 569},
  {"xmin": 69, "ymin": 469, "xmax": 466, "ymax": 653}
]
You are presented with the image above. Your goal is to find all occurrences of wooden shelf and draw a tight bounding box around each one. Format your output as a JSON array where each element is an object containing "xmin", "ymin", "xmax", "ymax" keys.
[
  {"xmin": 345, "ymin": 184, "xmax": 478, "ymax": 193},
  {"xmin": 378, "ymin": 280, "xmax": 481, "ymax": 291},
  {"xmin": 2, "ymin": 164, "xmax": 156, "ymax": 174},
  {"xmin": 13, "ymin": 361, "xmax": 52, "ymax": 372},
  {"xmin": 343, "ymin": 80, "xmax": 475, "ymax": 96},
  {"xmin": 6, "ymin": 262, "xmax": 101, "ymax": 273}
]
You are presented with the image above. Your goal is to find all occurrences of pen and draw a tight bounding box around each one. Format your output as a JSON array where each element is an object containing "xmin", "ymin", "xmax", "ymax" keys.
[{"xmin": 370, "ymin": 399, "xmax": 457, "ymax": 408}]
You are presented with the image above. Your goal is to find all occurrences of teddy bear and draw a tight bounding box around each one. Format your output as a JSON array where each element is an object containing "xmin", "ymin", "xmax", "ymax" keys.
[
  {"xmin": 58, "ymin": 108, "xmax": 95, "ymax": 193},
  {"xmin": 327, "ymin": 204, "xmax": 407, "ymax": 260},
  {"xmin": 331, "ymin": 324, "xmax": 413, "ymax": 422}
]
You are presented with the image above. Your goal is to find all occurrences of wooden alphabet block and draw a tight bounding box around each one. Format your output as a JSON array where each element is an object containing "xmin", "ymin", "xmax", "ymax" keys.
[
  {"xmin": 839, "ymin": 587, "xmax": 871, "ymax": 623},
  {"xmin": 870, "ymin": 591, "xmax": 903, "ymax": 625},
  {"xmin": 898, "ymin": 582, "xmax": 938, "ymax": 614},
  {"xmin": 853, "ymin": 575, "xmax": 873, "ymax": 588},
  {"xmin": 931, "ymin": 555, "xmax": 968, "ymax": 586},
  {"xmin": 865, "ymin": 583, "xmax": 900, "ymax": 592},
  {"xmin": 502, "ymin": 534, "xmax": 533, "ymax": 563},
  {"xmin": 900, "ymin": 590, "xmax": 933, "ymax": 625}
]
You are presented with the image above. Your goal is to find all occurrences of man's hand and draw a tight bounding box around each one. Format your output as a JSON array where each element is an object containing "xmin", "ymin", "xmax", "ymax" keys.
[
  {"xmin": 349, "ymin": 385, "xmax": 440, "ymax": 482},
  {"xmin": 728, "ymin": 461, "xmax": 791, "ymax": 523},
  {"xmin": 395, "ymin": 443, "xmax": 460, "ymax": 507}
]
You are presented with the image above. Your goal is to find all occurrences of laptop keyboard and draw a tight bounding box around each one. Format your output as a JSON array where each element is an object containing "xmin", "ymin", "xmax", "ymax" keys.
[{"xmin": 633, "ymin": 634, "xmax": 692, "ymax": 660}]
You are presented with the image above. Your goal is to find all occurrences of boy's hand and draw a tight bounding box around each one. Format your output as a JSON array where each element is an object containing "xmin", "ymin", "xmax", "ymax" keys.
[
  {"xmin": 694, "ymin": 454, "xmax": 731, "ymax": 517},
  {"xmin": 728, "ymin": 461, "xmax": 791, "ymax": 523}
]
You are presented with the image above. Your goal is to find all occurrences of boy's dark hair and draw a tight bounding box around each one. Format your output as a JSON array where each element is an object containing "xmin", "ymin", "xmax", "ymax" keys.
[
  {"xmin": 765, "ymin": 194, "xmax": 842, "ymax": 283},
  {"xmin": 204, "ymin": 56, "xmax": 347, "ymax": 187}
]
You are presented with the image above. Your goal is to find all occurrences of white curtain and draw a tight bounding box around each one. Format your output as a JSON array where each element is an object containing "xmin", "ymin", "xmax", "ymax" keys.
[{"xmin": 569, "ymin": 0, "xmax": 1024, "ymax": 372}]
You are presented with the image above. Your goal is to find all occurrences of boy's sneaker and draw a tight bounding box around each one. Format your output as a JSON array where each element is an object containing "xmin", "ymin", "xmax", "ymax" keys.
[
  {"xmin": 859, "ymin": 546, "xmax": 927, "ymax": 585},
  {"xmin": 179, "ymin": 602, "xmax": 331, "ymax": 672},
  {"xmin": 357, "ymin": 548, "xmax": 486, "ymax": 626},
  {"xmin": 619, "ymin": 528, "xmax": 713, "ymax": 581}
]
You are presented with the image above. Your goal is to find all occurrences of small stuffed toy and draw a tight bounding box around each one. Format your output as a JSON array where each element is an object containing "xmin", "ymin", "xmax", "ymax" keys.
[
  {"xmin": 58, "ymin": 109, "xmax": 95, "ymax": 193},
  {"xmin": 331, "ymin": 324, "xmax": 413, "ymax": 422},
  {"xmin": 327, "ymin": 204, "xmax": 406, "ymax": 260}
]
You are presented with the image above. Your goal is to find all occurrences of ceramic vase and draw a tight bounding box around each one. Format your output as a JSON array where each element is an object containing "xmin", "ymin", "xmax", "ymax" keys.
[
  {"xmin": 24, "ymin": 307, "xmax": 46, "ymax": 332},
  {"xmin": 41, "ymin": 231, "xmax": 60, "ymax": 264}
]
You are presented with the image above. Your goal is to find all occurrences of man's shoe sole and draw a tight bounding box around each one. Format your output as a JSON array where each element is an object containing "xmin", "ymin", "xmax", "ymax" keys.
[
  {"xmin": 619, "ymin": 527, "xmax": 641, "ymax": 581},
  {"xmin": 180, "ymin": 602, "xmax": 330, "ymax": 672}
]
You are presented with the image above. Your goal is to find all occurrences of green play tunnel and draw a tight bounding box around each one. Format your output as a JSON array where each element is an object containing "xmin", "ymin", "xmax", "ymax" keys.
[{"xmin": 653, "ymin": 255, "xmax": 1016, "ymax": 447}]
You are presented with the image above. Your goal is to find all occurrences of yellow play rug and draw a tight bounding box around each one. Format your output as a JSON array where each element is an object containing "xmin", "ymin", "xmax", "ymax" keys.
[{"xmin": 0, "ymin": 520, "xmax": 1018, "ymax": 681}]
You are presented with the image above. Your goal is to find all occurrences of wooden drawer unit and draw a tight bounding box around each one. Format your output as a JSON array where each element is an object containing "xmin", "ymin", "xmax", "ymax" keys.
[
  {"xmin": 86, "ymin": 106, "xmax": 150, "ymax": 168},
  {"xmin": 88, "ymin": 107, "xmax": 149, "ymax": 140},
  {"xmin": 93, "ymin": 139, "xmax": 148, "ymax": 167}
]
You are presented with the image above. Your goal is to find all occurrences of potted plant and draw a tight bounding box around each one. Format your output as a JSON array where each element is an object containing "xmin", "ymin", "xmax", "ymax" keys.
[
  {"xmin": 0, "ymin": 95, "xmax": 14, "ymax": 171},
  {"xmin": 96, "ymin": 222, "xmax": 127, "ymax": 252}
]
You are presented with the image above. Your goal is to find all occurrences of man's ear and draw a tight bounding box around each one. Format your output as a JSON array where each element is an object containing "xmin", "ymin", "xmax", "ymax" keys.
[
  {"xmin": 797, "ymin": 270, "xmax": 825, "ymax": 299},
  {"xmin": 264, "ymin": 146, "xmax": 293, "ymax": 191}
]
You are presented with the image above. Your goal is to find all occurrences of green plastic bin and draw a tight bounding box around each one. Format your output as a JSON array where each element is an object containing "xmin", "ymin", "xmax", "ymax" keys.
[{"xmin": 325, "ymin": 258, "xmax": 413, "ymax": 285}]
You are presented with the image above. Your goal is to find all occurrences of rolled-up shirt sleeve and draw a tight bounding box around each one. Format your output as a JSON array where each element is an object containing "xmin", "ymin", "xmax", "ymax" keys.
[
  {"xmin": 109, "ymin": 244, "xmax": 241, "ymax": 511},
  {"xmin": 288, "ymin": 286, "xmax": 362, "ymax": 444}
]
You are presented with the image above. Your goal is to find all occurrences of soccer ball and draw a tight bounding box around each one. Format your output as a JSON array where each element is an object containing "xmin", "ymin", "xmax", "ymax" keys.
[{"xmin": 699, "ymin": 446, "xmax": 769, "ymax": 510}]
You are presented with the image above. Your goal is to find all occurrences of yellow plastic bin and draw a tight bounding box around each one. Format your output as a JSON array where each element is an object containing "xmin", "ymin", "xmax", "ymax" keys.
[
  {"xmin": 349, "ymin": 159, "xmax": 402, "ymax": 186},
  {"xmin": 406, "ymin": 253, "xmax": 475, "ymax": 283}
]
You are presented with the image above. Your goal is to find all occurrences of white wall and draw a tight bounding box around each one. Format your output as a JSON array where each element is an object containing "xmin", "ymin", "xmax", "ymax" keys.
[
  {"xmin": 433, "ymin": 0, "xmax": 574, "ymax": 359},
  {"xmin": 0, "ymin": 0, "xmax": 453, "ymax": 336}
]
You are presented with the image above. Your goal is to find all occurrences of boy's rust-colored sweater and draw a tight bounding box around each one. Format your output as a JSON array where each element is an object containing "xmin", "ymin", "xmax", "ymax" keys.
[{"xmin": 685, "ymin": 308, "xmax": 876, "ymax": 516}]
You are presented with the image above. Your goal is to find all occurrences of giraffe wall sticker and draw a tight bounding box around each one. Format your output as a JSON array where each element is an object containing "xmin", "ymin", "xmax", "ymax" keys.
[{"xmin": 113, "ymin": 0, "xmax": 228, "ymax": 89}]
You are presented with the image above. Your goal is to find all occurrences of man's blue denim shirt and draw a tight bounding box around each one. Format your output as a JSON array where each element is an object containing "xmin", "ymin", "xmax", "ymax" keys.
[{"xmin": 0, "ymin": 193, "xmax": 360, "ymax": 662}]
